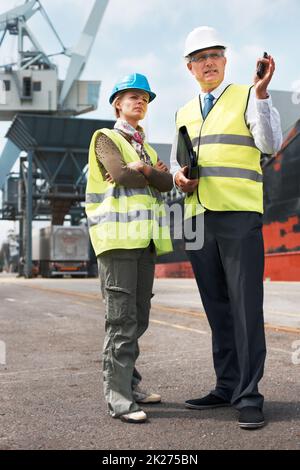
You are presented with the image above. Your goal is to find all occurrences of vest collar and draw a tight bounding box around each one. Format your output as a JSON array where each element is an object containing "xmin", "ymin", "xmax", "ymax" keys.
[
  {"xmin": 199, "ymin": 81, "xmax": 230, "ymax": 107},
  {"xmin": 199, "ymin": 83, "xmax": 233, "ymax": 121}
]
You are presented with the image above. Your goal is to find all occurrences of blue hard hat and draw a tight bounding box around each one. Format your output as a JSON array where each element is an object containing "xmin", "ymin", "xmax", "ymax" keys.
[{"xmin": 109, "ymin": 73, "xmax": 156, "ymax": 104}]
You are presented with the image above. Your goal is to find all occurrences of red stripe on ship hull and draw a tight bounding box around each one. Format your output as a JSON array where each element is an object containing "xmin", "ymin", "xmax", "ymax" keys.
[
  {"xmin": 156, "ymin": 252, "xmax": 300, "ymax": 281},
  {"xmin": 264, "ymin": 251, "xmax": 300, "ymax": 281}
]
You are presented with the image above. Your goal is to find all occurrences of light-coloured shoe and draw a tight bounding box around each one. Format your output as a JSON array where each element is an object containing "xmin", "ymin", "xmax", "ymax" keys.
[
  {"xmin": 133, "ymin": 386, "xmax": 161, "ymax": 404},
  {"xmin": 120, "ymin": 410, "xmax": 147, "ymax": 423}
]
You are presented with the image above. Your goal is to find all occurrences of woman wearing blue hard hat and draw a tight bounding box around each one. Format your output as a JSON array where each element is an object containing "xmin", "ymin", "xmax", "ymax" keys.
[{"xmin": 86, "ymin": 73, "xmax": 173, "ymax": 423}]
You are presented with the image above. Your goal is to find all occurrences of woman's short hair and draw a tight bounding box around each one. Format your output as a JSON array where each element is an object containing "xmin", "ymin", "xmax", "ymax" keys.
[{"xmin": 112, "ymin": 91, "xmax": 127, "ymax": 118}]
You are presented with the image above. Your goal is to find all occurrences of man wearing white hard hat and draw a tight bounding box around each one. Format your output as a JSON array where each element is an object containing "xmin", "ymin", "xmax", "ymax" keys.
[{"xmin": 170, "ymin": 26, "xmax": 282, "ymax": 429}]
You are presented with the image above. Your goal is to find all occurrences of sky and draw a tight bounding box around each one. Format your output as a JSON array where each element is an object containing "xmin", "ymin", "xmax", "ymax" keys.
[{"xmin": 0, "ymin": 0, "xmax": 300, "ymax": 242}]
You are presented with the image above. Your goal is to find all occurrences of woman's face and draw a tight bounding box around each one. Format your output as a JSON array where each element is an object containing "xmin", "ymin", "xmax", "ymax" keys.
[{"xmin": 116, "ymin": 90, "xmax": 149, "ymax": 123}]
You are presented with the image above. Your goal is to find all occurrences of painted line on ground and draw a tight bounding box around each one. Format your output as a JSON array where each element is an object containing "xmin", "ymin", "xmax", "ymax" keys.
[
  {"xmin": 269, "ymin": 347, "xmax": 293, "ymax": 355},
  {"xmin": 150, "ymin": 319, "xmax": 208, "ymax": 335},
  {"xmin": 11, "ymin": 283, "xmax": 300, "ymax": 335}
]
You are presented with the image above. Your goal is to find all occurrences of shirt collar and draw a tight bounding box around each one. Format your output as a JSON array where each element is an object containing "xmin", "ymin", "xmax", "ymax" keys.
[{"xmin": 199, "ymin": 81, "xmax": 229, "ymax": 103}]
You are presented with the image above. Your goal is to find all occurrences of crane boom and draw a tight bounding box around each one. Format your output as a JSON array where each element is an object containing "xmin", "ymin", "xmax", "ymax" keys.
[
  {"xmin": 0, "ymin": 0, "xmax": 37, "ymax": 32},
  {"xmin": 58, "ymin": 0, "xmax": 109, "ymax": 107}
]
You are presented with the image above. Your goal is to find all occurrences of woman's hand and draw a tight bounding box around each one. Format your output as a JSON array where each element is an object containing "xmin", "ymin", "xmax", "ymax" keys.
[
  {"xmin": 105, "ymin": 162, "xmax": 148, "ymax": 186},
  {"xmin": 127, "ymin": 161, "xmax": 145, "ymax": 173},
  {"xmin": 127, "ymin": 160, "xmax": 152, "ymax": 178},
  {"xmin": 105, "ymin": 161, "xmax": 145, "ymax": 183},
  {"xmin": 155, "ymin": 160, "xmax": 169, "ymax": 173},
  {"xmin": 105, "ymin": 172, "xmax": 114, "ymax": 183}
]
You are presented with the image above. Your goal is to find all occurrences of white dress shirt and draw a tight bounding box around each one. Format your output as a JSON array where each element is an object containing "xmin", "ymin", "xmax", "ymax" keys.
[{"xmin": 170, "ymin": 82, "xmax": 283, "ymax": 179}]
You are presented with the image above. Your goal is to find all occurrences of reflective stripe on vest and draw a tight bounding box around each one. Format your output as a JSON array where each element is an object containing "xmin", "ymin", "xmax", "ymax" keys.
[
  {"xmin": 86, "ymin": 187, "xmax": 150, "ymax": 204},
  {"xmin": 200, "ymin": 166, "xmax": 263, "ymax": 183},
  {"xmin": 88, "ymin": 209, "xmax": 168, "ymax": 228},
  {"xmin": 176, "ymin": 84, "xmax": 263, "ymax": 214},
  {"xmin": 192, "ymin": 134, "xmax": 256, "ymax": 148}
]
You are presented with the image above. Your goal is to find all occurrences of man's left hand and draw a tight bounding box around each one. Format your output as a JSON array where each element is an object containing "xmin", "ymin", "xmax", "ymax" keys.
[{"xmin": 254, "ymin": 54, "xmax": 275, "ymax": 99}]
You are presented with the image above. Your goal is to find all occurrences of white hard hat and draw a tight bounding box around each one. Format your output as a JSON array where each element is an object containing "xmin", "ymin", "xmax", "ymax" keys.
[{"xmin": 184, "ymin": 26, "xmax": 226, "ymax": 57}]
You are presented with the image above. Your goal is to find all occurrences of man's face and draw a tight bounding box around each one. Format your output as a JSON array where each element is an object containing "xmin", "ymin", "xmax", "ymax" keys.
[{"xmin": 187, "ymin": 48, "xmax": 227, "ymax": 91}]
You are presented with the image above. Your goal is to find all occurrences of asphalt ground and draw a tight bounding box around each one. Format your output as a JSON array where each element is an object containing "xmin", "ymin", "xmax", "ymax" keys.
[{"xmin": 0, "ymin": 275, "xmax": 299, "ymax": 450}]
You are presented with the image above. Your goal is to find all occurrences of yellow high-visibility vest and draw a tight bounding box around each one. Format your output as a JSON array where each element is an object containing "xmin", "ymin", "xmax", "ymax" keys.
[
  {"xmin": 176, "ymin": 84, "xmax": 263, "ymax": 216},
  {"xmin": 85, "ymin": 128, "xmax": 173, "ymax": 256}
]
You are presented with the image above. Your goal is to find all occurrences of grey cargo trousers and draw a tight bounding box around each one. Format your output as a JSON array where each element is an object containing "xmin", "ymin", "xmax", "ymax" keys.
[{"xmin": 98, "ymin": 242, "xmax": 156, "ymax": 417}]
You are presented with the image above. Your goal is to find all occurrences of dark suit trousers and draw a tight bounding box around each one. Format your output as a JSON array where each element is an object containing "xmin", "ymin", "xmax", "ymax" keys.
[{"xmin": 186, "ymin": 211, "xmax": 266, "ymax": 410}]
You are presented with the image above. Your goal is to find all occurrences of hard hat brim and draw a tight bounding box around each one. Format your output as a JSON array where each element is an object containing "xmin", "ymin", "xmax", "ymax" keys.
[
  {"xmin": 184, "ymin": 44, "xmax": 226, "ymax": 58},
  {"xmin": 109, "ymin": 88, "xmax": 156, "ymax": 105}
]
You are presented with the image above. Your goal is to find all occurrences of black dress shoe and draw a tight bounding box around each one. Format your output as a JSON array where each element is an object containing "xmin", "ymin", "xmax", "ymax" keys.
[
  {"xmin": 185, "ymin": 393, "xmax": 231, "ymax": 410},
  {"xmin": 238, "ymin": 407, "xmax": 265, "ymax": 429}
]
